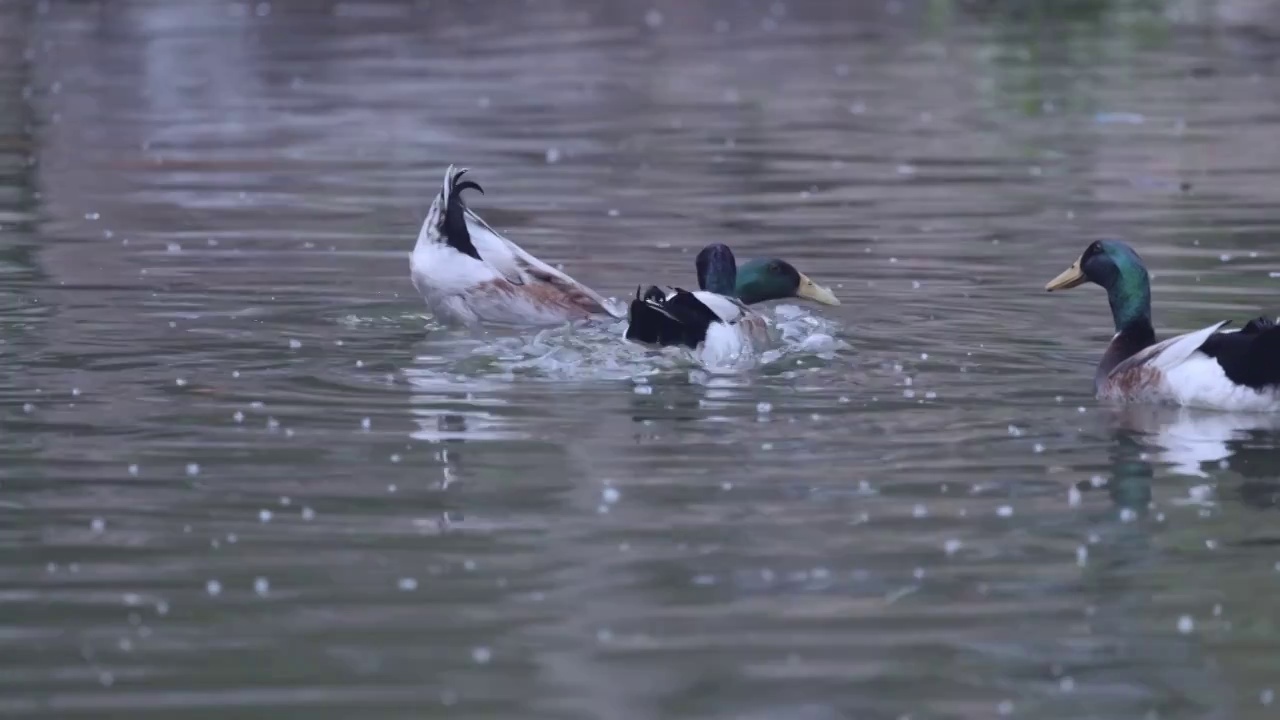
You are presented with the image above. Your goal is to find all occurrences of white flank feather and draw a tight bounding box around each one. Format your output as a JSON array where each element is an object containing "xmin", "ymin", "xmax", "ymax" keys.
[
  {"xmin": 690, "ymin": 291, "xmax": 746, "ymax": 323},
  {"xmin": 698, "ymin": 320, "xmax": 753, "ymax": 369},
  {"xmin": 1162, "ymin": 355, "xmax": 1280, "ymax": 411}
]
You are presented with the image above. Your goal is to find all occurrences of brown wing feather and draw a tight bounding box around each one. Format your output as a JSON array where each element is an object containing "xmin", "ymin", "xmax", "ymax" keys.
[{"xmin": 518, "ymin": 260, "xmax": 616, "ymax": 317}]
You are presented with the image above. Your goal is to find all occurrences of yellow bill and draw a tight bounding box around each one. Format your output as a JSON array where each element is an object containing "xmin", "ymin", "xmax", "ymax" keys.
[
  {"xmin": 796, "ymin": 273, "xmax": 840, "ymax": 305},
  {"xmin": 1045, "ymin": 259, "xmax": 1087, "ymax": 291}
]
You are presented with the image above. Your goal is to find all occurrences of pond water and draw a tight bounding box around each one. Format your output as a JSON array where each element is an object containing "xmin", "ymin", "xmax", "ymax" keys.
[{"xmin": 4, "ymin": 1, "xmax": 1280, "ymax": 718}]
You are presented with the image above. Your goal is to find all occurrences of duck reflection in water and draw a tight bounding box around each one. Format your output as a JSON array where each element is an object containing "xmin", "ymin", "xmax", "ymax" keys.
[{"xmin": 1080, "ymin": 405, "xmax": 1280, "ymax": 511}]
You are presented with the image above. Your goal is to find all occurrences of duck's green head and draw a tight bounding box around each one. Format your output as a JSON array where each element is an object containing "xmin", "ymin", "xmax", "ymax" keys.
[
  {"xmin": 734, "ymin": 257, "xmax": 840, "ymax": 306},
  {"xmin": 1046, "ymin": 239, "xmax": 1152, "ymax": 329}
]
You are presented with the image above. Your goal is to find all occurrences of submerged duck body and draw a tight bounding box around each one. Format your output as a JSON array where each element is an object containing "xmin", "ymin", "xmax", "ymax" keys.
[
  {"xmin": 410, "ymin": 166, "xmax": 623, "ymax": 327},
  {"xmin": 625, "ymin": 243, "xmax": 837, "ymax": 366},
  {"xmin": 1047, "ymin": 239, "xmax": 1280, "ymax": 411}
]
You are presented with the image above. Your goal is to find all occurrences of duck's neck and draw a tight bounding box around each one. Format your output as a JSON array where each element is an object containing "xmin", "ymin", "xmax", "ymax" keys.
[{"xmin": 1097, "ymin": 280, "xmax": 1156, "ymax": 381}]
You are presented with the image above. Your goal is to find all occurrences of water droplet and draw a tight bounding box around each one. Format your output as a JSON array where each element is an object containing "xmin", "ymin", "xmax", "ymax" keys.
[
  {"xmin": 1177, "ymin": 615, "xmax": 1194, "ymax": 634},
  {"xmin": 360, "ymin": 417, "xmax": 371, "ymax": 431},
  {"xmin": 756, "ymin": 401, "xmax": 772, "ymax": 414},
  {"xmin": 1120, "ymin": 508, "xmax": 1137, "ymax": 523},
  {"xmin": 259, "ymin": 509, "xmax": 273, "ymax": 523},
  {"xmin": 166, "ymin": 242, "xmax": 182, "ymax": 253},
  {"xmin": 997, "ymin": 505, "xmax": 1013, "ymax": 518},
  {"xmin": 185, "ymin": 463, "xmax": 200, "ymax": 477},
  {"xmin": 288, "ymin": 339, "xmax": 301, "ymax": 349},
  {"xmin": 912, "ymin": 504, "xmax": 928, "ymax": 518},
  {"xmin": 602, "ymin": 487, "xmax": 621, "ymax": 504},
  {"xmin": 607, "ymin": 208, "xmax": 620, "ymax": 217},
  {"xmin": 997, "ymin": 700, "xmax": 1014, "ymax": 716},
  {"xmin": 1262, "ymin": 689, "xmax": 1274, "ymax": 706},
  {"xmin": 644, "ymin": 9, "xmax": 663, "ymax": 28},
  {"xmin": 253, "ymin": 577, "xmax": 269, "ymax": 596},
  {"xmin": 633, "ymin": 385, "xmax": 652, "ymax": 395},
  {"xmin": 544, "ymin": 147, "xmax": 561, "ymax": 164},
  {"xmin": 1060, "ymin": 676, "xmax": 1075, "ymax": 693},
  {"xmin": 90, "ymin": 518, "xmax": 105, "ymax": 533},
  {"xmin": 1067, "ymin": 486, "xmax": 1081, "ymax": 507},
  {"xmin": 1076, "ymin": 546, "xmax": 1088, "ymax": 567},
  {"xmin": 944, "ymin": 539, "xmax": 962, "ymax": 556},
  {"xmin": 397, "ymin": 577, "xmax": 418, "ymax": 591},
  {"xmin": 206, "ymin": 579, "xmax": 222, "ymax": 596},
  {"xmin": 471, "ymin": 646, "xmax": 492, "ymax": 664},
  {"xmin": 22, "ymin": 403, "xmax": 33, "ymax": 413},
  {"xmin": 175, "ymin": 378, "xmax": 186, "ymax": 387},
  {"xmin": 301, "ymin": 506, "xmax": 315, "ymax": 521},
  {"xmin": 233, "ymin": 411, "xmax": 244, "ymax": 423}
]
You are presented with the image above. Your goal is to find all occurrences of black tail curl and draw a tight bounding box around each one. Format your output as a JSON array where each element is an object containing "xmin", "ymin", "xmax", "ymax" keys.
[{"xmin": 441, "ymin": 168, "xmax": 484, "ymax": 261}]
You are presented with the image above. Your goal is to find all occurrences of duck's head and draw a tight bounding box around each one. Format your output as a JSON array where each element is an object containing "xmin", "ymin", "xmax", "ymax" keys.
[
  {"xmin": 735, "ymin": 257, "xmax": 840, "ymax": 306},
  {"xmin": 1046, "ymin": 239, "xmax": 1152, "ymax": 328},
  {"xmin": 1045, "ymin": 239, "xmax": 1148, "ymax": 292},
  {"xmin": 694, "ymin": 243, "xmax": 840, "ymax": 305}
]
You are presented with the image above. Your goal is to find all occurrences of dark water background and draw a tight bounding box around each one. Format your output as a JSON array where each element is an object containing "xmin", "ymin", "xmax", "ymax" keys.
[{"xmin": 4, "ymin": 1, "xmax": 1280, "ymax": 718}]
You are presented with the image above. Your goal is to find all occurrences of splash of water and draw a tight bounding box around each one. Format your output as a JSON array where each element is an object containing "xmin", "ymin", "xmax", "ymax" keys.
[{"xmin": 406, "ymin": 301, "xmax": 847, "ymax": 382}]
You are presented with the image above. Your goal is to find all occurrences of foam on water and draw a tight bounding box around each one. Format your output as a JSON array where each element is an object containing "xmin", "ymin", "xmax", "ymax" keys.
[{"xmin": 406, "ymin": 302, "xmax": 847, "ymax": 382}]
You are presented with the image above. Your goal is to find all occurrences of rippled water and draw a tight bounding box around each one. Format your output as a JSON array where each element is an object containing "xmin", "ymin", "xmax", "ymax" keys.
[{"xmin": 5, "ymin": 1, "xmax": 1280, "ymax": 718}]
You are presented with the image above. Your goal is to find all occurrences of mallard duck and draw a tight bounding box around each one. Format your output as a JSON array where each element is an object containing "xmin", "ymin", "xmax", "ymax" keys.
[
  {"xmin": 410, "ymin": 166, "xmax": 625, "ymax": 327},
  {"xmin": 1046, "ymin": 239, "xmax": 1280, "ymax": 411},
  {"xmin": 626, "ymin": 243, "xmax": 839, "ymax": 365}
]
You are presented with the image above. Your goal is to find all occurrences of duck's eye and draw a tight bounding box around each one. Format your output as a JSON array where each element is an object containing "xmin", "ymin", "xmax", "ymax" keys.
[{"xmin": 767, "ymin": 261, "xmax": 784, "ymax": 273}]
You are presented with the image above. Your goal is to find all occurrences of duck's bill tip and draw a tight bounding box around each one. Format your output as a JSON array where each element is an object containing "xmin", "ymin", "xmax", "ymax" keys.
[
  {"xmin": 1045, "ymin": 262, "xmax": 1087, "ymax": 292},
  {"xmin": 797, "ymin": 275, "xmax": 840, "ymax": 305}
]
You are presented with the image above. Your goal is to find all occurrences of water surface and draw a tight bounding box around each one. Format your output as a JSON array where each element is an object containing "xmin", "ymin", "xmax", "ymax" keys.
[{"xmin": 4, "ymin": 1, "xmax": 1280, "ymax": 718}]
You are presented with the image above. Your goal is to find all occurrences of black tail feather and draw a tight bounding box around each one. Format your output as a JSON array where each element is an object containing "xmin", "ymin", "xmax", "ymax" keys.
[
  {"xmin": 442, "ymin": 168, "xmax": 483, "ymax": 261},
  {"xmin": 1200, "ymin": 320, "xmax": 1280, "ymax": 389},
  {"xmin": 625, "ymin": 287, "xmax": 718, "ymax": 349}
]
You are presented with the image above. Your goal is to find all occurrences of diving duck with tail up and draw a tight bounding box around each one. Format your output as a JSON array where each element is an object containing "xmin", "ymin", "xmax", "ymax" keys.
[{"xmin": 410, "ymin": 165, "xmax": 625, "ymax": 327}]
